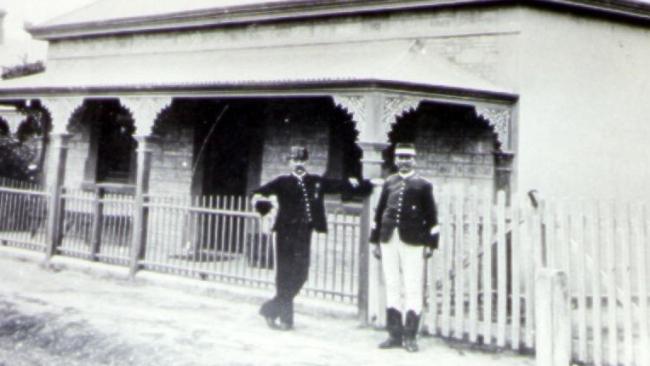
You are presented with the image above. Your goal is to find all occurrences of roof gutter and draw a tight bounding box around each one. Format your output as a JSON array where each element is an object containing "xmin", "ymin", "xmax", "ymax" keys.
[{"xmin": 0, "ymin": 79, "xmax": 519, "ymax": 103}]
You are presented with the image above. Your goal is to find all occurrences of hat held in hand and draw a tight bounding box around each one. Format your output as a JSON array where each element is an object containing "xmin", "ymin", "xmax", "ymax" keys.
[{"xmin": 255, "ymin": 199, "xmax": 274, "ymax": 216}]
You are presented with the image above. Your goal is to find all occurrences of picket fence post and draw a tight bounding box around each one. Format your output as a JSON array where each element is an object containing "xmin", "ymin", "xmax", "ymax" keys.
[{"xmin": 535, "ymin": 268, "xmax": 570, "ymax": 366}]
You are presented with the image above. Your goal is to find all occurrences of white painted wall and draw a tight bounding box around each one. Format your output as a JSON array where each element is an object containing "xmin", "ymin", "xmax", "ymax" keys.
[{"xmin": 515, "ymin": 8, "xmax": 650, "ymax": 202}]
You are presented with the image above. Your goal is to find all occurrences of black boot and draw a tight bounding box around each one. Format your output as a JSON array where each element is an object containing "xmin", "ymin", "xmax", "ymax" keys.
[
  {"xmin": 278, "ymin": 299, "xmax": 294, "ymax": 331},
  {"xmin": 403, "ymin": 310, "xmax": 420, "ymax": 352},
  {"xmin": 260, "ymin": 299, "xmax": 279, "ymax": 329},
  {"xmin": 378, "ymin": 308, "xmax": 403, "ymax": 349}
]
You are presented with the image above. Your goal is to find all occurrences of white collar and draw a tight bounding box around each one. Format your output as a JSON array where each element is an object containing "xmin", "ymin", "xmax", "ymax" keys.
[
  {"xmin": 292, "ymin": 171, "xmax": 307, "ymax": 179},
  {"xmin": 398, "ymin": 171, "xmax": 415, "ymax": 179}
]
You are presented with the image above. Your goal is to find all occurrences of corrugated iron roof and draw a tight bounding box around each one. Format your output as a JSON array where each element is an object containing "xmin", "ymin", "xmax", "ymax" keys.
[
  {"xmin": 39, "ymin": 0, "xmax": 299, "ymax": 28},
  {"xmin": 0, "ymin": 40, "xmax": 512, "ymax": 97},
  {"xmin": 28, "ymin": 0, "xmax": 650, "ymax": 40}
]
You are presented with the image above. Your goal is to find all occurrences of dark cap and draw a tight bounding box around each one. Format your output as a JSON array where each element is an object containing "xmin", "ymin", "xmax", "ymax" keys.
[
  {"xmin": 288, "ymin": 146, "xmax": 309, "ymax": 161},
  {"xmin": 394, "ymin": 142, "xmax": 416, "ymax": 156}
]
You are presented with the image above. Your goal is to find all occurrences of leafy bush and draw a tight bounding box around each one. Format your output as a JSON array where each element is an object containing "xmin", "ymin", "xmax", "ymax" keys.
[
  {"xmin": 1, "ymin": 61, "xmax": 45, "ymax": 80},
  {"xmin": 0, "ymin": 136, "xmax": 37, "ymax": 181}
]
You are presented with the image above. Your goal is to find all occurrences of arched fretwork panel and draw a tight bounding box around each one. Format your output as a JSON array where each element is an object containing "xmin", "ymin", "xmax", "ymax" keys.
[{"xmin": 388, "ymin": 101, "xmax": 500, "ymax": 194}]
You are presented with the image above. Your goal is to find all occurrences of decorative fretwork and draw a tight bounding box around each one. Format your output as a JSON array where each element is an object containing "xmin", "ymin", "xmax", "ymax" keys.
[
  {"xmin": 333, "ymin": 94, "xmax": 383, "ymax": 142},
  {"xmin": 333, "ymin": 94, "xmax": 366, "ymax": 125},
  {"xmin": 382, "ymin": 95, "xmax": 421, "ymax": 128},
  {"xmin": 334, "ymin": 94, "xmax": 423, "ymax": 144},
  {"xmin": 120, "ymin": 96, "xmax": 172, "ymax": 137},
  {"xmin": 476, "ymin": 106, "xmax": 511, "ymax": 149},
  {"xmin": 0, "ymin": 109, "xmax": 27, "ymax": 134},
  {"xmin": 41, "ymin": 97, "xmax": 85, "ymax": 135}
]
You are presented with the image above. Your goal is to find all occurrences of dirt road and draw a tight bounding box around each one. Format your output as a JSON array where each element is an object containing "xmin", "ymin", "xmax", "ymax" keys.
[{"xmin": 0, "ymin": 247, "xmax": 534, "ymax": 366}]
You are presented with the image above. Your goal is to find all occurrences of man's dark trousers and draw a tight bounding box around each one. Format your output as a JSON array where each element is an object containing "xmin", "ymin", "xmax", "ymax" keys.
[{"xmin": 260, "ymin": 223, "xmax": 312, "ymax": 326}]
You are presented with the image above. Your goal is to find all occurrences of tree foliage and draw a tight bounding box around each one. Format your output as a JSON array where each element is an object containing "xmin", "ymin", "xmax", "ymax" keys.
[
  {"xmin": 0, "ymin": 104, "xmax": 50, "ymax": 183},
  {"xmin": 1, "ymin": 61, "xmax": 45, "ymax": 80},
  {"xmin": 0, "ymin": 135, "xmax": 37, "ymax": 180}
]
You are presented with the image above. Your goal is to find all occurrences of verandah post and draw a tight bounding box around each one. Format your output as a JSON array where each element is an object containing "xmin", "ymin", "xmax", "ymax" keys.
[
  {"xmin": 121, "ymin": 96, "xmax": 170, "ymax": 278},
  {"xmin": 42, "ymin": 97, "xmax": 83, "ymax": 261},
  {"xmin": 333, "ymin": 92, "xmax": 393, "ymax": 325},
  {"xmin": 45, "ymin": 133, "xmax": 71, "ymax": 260},
  {"xmin": 357, "ymin": 141, "xmax": 388, "ymax": 324},
  {"xmin": 129, "ymin": 136, "xmax": 153, "ymax": 277}
]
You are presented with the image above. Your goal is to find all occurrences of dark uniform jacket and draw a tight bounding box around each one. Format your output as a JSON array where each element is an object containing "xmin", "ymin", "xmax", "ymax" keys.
[
  {"xmin": 369, "ymin": 173, "xmax": 438, "ymax": 248},
  {"xmin": 254, "ymin": 173, "xmax": 368, "ymax": 233}
]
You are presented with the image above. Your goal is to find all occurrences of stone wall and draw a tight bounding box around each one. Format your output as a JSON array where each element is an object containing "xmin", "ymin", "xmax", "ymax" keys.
[
  {"xmin": 149, "ymin": 124, "xmax": 194, "ymax": 197},
  {"xmin": 415, "ymin": 128, "xmax": 495, "ymax": 194},
  {"xmin": 63, "ymin": 123, "xmax": 91, "ymax": 189}
]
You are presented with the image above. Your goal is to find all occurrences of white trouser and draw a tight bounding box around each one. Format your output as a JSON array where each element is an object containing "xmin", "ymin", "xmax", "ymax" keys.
[{"xmin": 380, "ymin": 232, "xmax": 425, "ymax": 315}]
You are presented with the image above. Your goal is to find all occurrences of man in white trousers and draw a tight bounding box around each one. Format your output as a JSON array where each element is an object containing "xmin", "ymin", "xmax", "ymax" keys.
[{"xmin": 369, "ymin": 143, "xmax": 439, "ymax": 353}]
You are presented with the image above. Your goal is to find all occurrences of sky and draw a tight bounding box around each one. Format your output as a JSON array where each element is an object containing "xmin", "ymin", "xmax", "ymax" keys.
[
  {"xmin": 0, "ymin": 0, "xmax": 95, "ymax": 40},
  {"xmin": 0, "ymin": 0, "xmax": 96, "ymax": 65}
]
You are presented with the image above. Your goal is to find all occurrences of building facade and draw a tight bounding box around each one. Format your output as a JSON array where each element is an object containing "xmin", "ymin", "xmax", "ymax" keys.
[{"xmin": 0, "ymin": 0, "xmax": 649, "ymax": 201}]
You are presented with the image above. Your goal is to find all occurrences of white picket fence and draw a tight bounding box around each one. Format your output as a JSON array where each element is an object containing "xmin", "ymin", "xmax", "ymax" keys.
[
  {"xmin": 541, "ymin": 200, "xmax": 649, "ymax": 366},
  {"xmin": 418, "ymin": 187, "xmax": 649, "ymax": 366}
]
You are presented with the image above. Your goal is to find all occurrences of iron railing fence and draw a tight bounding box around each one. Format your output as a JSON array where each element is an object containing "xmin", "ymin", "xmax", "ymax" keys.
[
  {"xmin": 141, "ymin": 194, "xmax": 361, "ymax": 303},
  {"xmin": 0, "ymin": 181, "xmax": 48, "ymax": 252},
  {"xmin": 58, "ymin": 188, "xmax": 134, "ymax": 265},
  {"xmin": 0, "ymin": 182, "xmax": 362, "ymax": 304}
]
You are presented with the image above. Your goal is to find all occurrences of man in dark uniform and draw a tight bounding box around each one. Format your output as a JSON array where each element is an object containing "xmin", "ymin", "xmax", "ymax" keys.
[
  {"xmin": 253, "ymin": 146, "xmax": 370, "ymax": 330},
  {"xmin": 370, "ymin": 143, "xmax": 439, "ymax": 352}
]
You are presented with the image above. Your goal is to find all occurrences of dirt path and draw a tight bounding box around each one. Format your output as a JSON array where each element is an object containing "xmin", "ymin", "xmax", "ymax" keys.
[{"xmin": 0, "ymin": 247, "xmax": 534, "ymax": 366}]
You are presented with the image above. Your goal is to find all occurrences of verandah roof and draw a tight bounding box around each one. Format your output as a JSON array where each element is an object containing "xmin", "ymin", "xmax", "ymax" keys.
[{"xmin": 0, "ymin": 40, "xmax": 514, "ymax": 100}]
